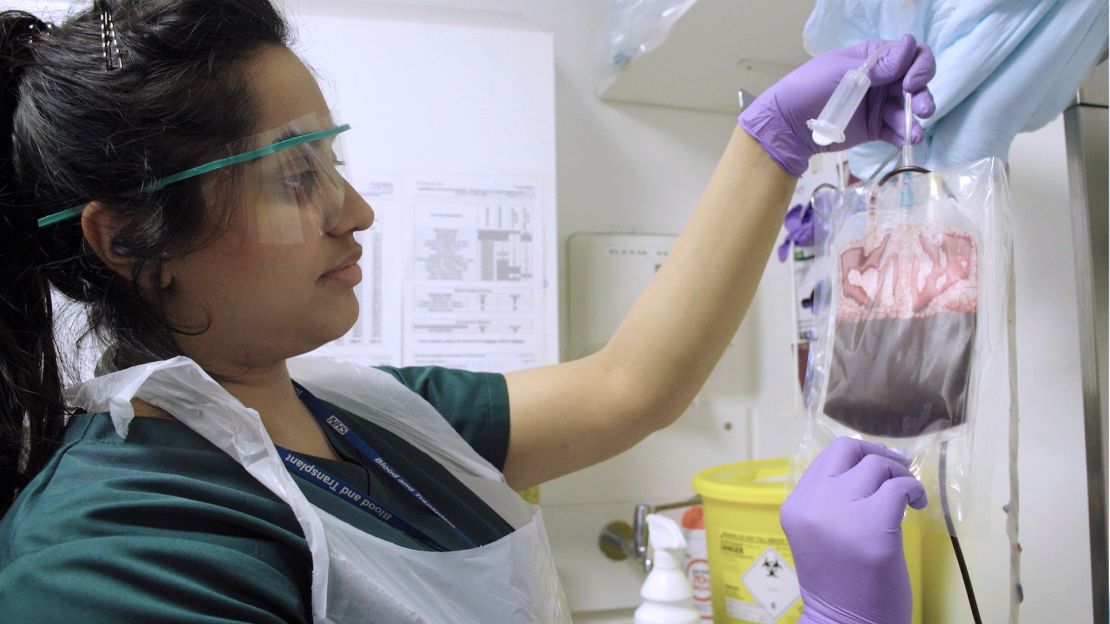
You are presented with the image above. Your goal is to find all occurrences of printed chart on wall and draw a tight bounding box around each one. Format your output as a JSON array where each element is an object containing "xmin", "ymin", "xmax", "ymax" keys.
[
  {"xmin": 308, "ymin": 175, "xmax": 545, "ymax": 373},
  {"xmin": 404, "ymin": 175, "xmax": 543, "ymax": 371},
  {"xmin": 294, "ymin": 11, "xmax": 556, "ymax": 374}
]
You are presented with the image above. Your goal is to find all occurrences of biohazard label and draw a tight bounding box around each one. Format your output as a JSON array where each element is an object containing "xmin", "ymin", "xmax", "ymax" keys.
[
  {"xmin": 716, "ymin": 531, "xmax": 803, "ymax": 623},
  {"xmin": 741, "ymin": 547, "xmax": 798, "ymax": 620}
]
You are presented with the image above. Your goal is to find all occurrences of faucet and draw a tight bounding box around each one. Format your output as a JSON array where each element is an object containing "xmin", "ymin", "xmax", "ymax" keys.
[{"xmin": 598, "ymin": 495, "xmax": 702, "ymax": 574}]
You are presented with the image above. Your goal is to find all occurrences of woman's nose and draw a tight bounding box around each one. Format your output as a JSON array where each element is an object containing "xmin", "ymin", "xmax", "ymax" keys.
[{"xmin": 329, "ymin": 179, "xmax": 374, "ymax": 235}]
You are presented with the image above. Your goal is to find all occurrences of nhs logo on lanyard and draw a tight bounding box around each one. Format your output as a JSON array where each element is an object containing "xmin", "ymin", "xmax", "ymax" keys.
[{"xmin": 326, "ymin": 415, "xmax": 350, "ymax": 435}]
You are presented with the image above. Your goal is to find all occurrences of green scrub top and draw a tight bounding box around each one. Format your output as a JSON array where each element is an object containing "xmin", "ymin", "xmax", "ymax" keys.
[{"xmin": 0, "ymin": 366, "xmax": 514, "ymax": 623}]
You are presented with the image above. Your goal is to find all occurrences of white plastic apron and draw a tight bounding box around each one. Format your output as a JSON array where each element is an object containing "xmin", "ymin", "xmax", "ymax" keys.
[{"xmin": 66, "ymin": 356, "xmax": 571, "ymax": 623}]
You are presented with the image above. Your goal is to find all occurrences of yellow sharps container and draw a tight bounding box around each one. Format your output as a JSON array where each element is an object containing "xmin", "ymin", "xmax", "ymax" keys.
[{"xmin": 692, "ymin": 459, "xmax": 922, "ymax": 624}]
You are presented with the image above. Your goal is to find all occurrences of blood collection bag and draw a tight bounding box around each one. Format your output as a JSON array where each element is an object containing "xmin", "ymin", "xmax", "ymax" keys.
[
  {"xmin": 823, "ymin": 192, "xmax": 979, "ymax": 437},
  {"xmin": 799, "ymin": 157, "xmax": 1013, "ymax": 534}
]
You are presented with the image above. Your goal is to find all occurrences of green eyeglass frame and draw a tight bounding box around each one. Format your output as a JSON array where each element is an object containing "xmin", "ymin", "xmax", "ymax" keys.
[{"xmin": 36, "ymin": 124, "xmax": 352, "ymax": 229}]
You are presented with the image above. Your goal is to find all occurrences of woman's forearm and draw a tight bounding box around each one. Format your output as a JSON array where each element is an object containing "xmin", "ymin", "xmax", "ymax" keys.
[
  {"xmin": 598, "ymin": 126, "xmax": 794, "ymax": 427},
  {"xmin": 503, "ymin": 127, "xmax": 795, "ymax": 488}
]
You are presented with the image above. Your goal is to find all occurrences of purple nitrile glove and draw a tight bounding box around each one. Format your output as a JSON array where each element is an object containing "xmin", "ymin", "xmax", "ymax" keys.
[
  {"xmin": 781, "ymin": 437, "xmax": 928, "ymax": 624},
  {"xmin": 740, "ymin": 35, "xmax": 937, "ymax": 177},
  {"xmin": 778, "ymin": 202, "xmax": 815, "ymax": 262}
]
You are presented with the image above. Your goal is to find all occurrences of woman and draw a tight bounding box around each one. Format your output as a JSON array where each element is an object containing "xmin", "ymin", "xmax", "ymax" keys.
[{"xmin": 0, "ymin": 1, "xmax": 935, "ymax": 622}]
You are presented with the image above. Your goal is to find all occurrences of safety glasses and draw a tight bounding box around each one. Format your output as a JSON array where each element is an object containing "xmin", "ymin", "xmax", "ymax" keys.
[{"xmin": 38, "ymin": 111, "xmax": 352, "ymax": 245}]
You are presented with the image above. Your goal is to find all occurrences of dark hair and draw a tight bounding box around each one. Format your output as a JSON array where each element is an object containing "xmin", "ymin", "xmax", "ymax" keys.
[{"xmin": 0, "ymin": 0, "xmax": 290, "ymax": 513}]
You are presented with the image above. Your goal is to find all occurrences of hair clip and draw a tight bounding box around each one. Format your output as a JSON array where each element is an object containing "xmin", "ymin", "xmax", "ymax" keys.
[
  {"xmin": 24, "ymin": 19, "xmax": 55, "ymax": 47},
  {"xmin": 95, "ymin": 0, "xmax": 122, "ymax": 71},
  {"xmin": 27, "ymin": 20, "xmax": 54, "ymax": 37}
]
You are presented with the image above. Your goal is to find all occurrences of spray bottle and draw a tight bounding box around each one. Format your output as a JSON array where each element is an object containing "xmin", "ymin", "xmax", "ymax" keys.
[{"xmin": 634, "ymin": 514, "xmax": 701, "ymax": 624}]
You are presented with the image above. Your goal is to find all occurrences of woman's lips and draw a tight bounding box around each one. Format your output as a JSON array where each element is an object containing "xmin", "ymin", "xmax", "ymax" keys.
[{"xmin": 321, "ymin": 262, "xmax": 362, "ymax": 286}]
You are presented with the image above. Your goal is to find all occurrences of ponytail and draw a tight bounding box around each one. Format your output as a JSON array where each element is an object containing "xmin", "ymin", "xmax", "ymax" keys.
[{"xmin": 0, "ymin": 11, "xmax": 66, "ymax": 515}]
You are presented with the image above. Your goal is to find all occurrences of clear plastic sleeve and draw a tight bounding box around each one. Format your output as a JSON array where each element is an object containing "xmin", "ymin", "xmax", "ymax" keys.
[
  {"xmin": 599, "ymin": 0, "xmax": 698, "ymax": 68},
  {"xmin": 797, "ymin": 158, "xmax": 1013, "ymax": 536}
]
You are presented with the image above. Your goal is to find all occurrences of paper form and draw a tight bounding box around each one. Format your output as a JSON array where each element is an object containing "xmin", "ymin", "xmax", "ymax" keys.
[
  {"xmin": 308, "ymin": 175, "xmax": 547, "ymax": 374},
  {"xmin": 402, "ymin": 176, "xmax": 545, "ymax": 371}
]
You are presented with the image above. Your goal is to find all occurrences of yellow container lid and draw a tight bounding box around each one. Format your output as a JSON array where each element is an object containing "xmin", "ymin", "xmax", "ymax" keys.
[{"xmin": 692, "ymin": 458, "xmax": 791, "ymax": 506}]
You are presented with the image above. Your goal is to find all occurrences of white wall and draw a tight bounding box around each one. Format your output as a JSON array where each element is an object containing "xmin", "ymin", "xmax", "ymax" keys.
[{"xmin": 1007, "ymin": 116, "xmax": 1093, "ymax": 623}]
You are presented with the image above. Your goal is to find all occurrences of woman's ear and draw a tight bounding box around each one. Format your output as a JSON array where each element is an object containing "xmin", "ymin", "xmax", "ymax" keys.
[
  {"xmin": 80, "ymin": 202, "xmax": 173, "ymax": 291},
  {"xmin": 80, "ymin": 202, "xmax": 133, "ymax": 278}
]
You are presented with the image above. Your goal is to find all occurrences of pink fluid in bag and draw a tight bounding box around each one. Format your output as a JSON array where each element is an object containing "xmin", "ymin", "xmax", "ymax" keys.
[{"xmin": 824, "ymin": 223, "xmax": 979, "ymax": 437}]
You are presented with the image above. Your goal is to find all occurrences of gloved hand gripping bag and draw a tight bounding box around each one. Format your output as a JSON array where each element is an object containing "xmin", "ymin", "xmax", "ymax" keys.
[{"xmin": 799, "ymin": 158, "xmax": 1012, "ymax": 535}]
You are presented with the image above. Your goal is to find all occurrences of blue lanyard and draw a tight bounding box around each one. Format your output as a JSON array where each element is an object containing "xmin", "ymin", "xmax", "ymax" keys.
[
  {"xmin": 277, "ymin": 446, "xmax": 448, "ymax": 551},
  {"xmin": 284, "ymin": 382, "xmax": 479, "ymax": 550}
]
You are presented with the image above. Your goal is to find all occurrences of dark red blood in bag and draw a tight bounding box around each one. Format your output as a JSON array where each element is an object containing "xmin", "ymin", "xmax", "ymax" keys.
[{"xmin": 824, "ymin": 313, "xmax": 975, "ymax": 437}]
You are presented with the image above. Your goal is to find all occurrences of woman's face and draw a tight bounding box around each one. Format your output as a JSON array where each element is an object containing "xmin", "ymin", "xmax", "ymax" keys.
[{"xmin": 163, "ymin": 46, "xmax": 374, "ymax": 377}]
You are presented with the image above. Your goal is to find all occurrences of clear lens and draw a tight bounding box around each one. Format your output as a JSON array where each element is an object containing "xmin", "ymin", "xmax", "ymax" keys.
[{"xmin": 217, "ymin": 112, "xmax": 350, "ymax": 244}]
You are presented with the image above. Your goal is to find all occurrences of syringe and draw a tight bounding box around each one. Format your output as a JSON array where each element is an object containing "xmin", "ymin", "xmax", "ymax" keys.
[
  {"xmin": 902, "ymin": 91, "xmax": 914, "ymax": 167},
  {"xmin": 806, "ymin": 45, "xmax": 892, "ymax": 146},
  {"xmin": 900, "ymin": 90, "xmax": 916, "ymax": 206}
]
